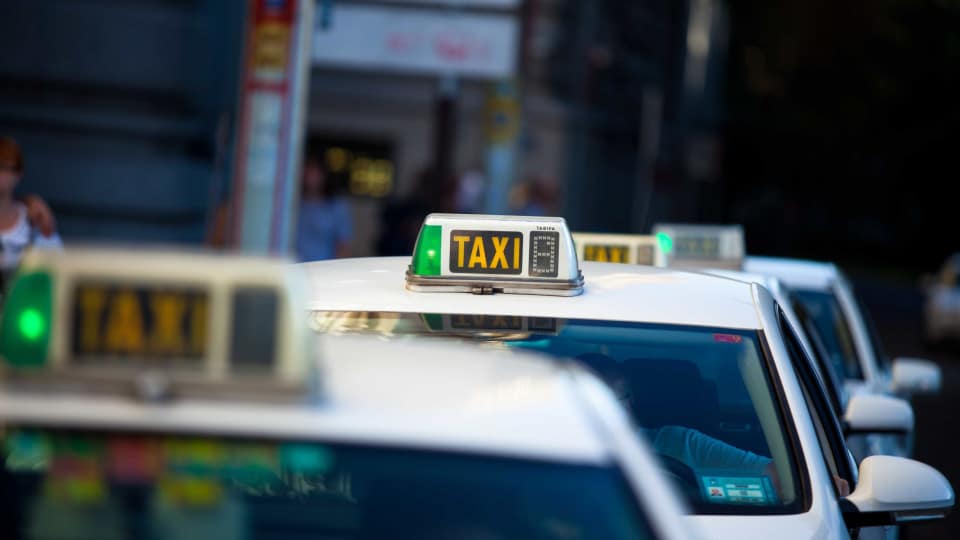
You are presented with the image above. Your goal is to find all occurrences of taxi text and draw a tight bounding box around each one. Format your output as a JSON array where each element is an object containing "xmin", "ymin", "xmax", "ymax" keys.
[
  {"xmin": 449, "ymin": 230, "xmax": 523, "ymax": 275},
  {"xmin": 72, "ymin": 285, "xmax": 208, "ymax": 358}
]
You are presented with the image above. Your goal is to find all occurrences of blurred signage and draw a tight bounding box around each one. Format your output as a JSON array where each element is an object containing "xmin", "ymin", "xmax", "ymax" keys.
[
  {"xmin": 71, "ymin": 283, "xmax": 209, "ymax": 360},
  {"xmin": 377, "ymin": 0, "xmax": 520, "ymax": 7},
  {"xmin": 312, "ymin": 137, "xmax": 395, "ymax": 198},
  {"xmin": 312, "ymin": 4, "xmax": 518, "ymax": 79},
  {"xmin": 232, "ymin": 0, "xmax": 314, "ymax": 252},
  {"xmin": 485, "ymin": 80, "xmax": 519, "ymax": 144}
]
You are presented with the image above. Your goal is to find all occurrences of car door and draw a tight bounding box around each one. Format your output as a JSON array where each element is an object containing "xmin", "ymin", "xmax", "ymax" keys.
[{"xmin": 778, "ymin": 309, "xmax": 893, "ymax": 540}]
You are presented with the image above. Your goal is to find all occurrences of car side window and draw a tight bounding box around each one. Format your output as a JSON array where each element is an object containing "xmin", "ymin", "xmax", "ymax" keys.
[
  {"xmin": 777, "ymin": 309, "xmax": 856, "ymax": 495},
  {"xmin": 791, "ymin": 300, "xmax": 846, "ymax": 415}
]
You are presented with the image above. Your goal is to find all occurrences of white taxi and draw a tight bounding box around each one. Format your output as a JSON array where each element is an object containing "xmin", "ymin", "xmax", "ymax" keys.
[
  {"xmin": 0, "ymin": 246, "xmax": 699, "ymax": 540},
  {"xmin": 303, "ymin": 214, "xmax": 954, "ymax": 540},
  {"xmin": 743, "ymin": 257, "xmax": 941, "ymax": 402},
  {"xmin": 647, "ymin": 224, "xmax": 918, "ymax": 463}
]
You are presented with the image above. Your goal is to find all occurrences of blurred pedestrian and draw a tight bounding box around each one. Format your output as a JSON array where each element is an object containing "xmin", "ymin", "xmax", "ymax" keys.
[
  {"xmin": 0, "ymin": 136, "xmax": 62, "ymax": 282},
  {"xmin": 295, "ymin": 155, "xmax": 353, "ymax": 262},
  {"xmin": 376, "ymin": 166, "xmax": 457, "ymax": 256},
  {"xmin": 455, "ymin": 168, "xmax": 486, "ymax": 213},
  {"xmin": 510, "ymin": 174, "xmax": 559, "ymax": 216}
]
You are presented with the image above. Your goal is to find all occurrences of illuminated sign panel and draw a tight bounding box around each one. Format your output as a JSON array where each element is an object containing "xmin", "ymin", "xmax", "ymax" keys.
[
  {"xmin": 651, "ymin": 224, "xmax": 745, "ymax": 270},
  {"xmin": 572, "ymin": 233, "xmax": 665, "ymax": 267},
  {"xmin": 312, "ymin": 137, "xmax": 394, "ymax": 198},
  {"xmin": 449, "ymin": 230, "xmax": 523, "ymax": 275},
  {"xmin": 71, "ymin": 284, "xmax": 208, "ymax": 361},
  {"xmin": 407, "ymin": 214, "xmax": 582, "ymax": 296}
]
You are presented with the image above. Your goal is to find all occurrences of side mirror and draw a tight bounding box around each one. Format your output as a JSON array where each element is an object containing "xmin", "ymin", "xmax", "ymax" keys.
[
  {"xmin": 843, "ymin": 394, "xmax": 914, "ymax": 436},
  {"xmin": 892, "ymin": 357, "xmax": 941, "ymax": 395},
  {"xmin": 843, "ymin": 455, "xmax": 954, "ymax": 528}
]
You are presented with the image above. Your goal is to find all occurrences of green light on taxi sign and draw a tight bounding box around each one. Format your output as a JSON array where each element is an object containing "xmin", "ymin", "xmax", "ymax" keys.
[
  {"xmin": 18, "ymin": 309, "xmax": 46, "ymax": 341},
  {"xmin": 411, "ymin": 224, "xmax": 442, "ymax": 276},
  {"xmin": 656, "ymin": 232, "xmax": 674, "ymax": 254},
  {"xmin": 0, "ymin": 270, "xmax": 53, "ymax": 367}
]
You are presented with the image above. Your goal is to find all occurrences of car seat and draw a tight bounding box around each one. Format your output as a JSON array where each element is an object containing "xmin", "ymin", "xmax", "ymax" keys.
[{"xmin": 624, "ymin": 358, "xmax": 720, "ymax": 436}]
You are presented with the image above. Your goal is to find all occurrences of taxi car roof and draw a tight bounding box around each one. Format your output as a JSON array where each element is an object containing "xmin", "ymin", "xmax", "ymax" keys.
[
  {"xmin": 0, "ymin": 336, "xmax": 609, "ymax": 465},
  {"xmin": 744, "ymin": 255, "xmax": 839, "ymax": 291},
  {"xmin": 302, "ymin": 256, "xmax": 762, "ymax": 330},
  {"xmin": 704, "ymin": 268, "xmax": 776, "ymax": 289}
]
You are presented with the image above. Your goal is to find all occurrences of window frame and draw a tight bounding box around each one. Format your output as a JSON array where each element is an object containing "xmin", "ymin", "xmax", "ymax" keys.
[
  {"xmin": 776, "ymin": 308, "xmax": 857, "ymax": 496},
  {"xmin": 789, "ymin": 296, "xmax": 847, "ymax": 416},
  {"xmin": 792, "ymin": 289, "xmax": 865, "ymax": 381}
]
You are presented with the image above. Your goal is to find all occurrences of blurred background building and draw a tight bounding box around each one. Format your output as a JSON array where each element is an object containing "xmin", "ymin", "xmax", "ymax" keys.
[
  {"xmin": 2, "ymin": 0, "xmax": 959, "ymax": 274},
  {"xmin": 0, "ymin": 0, "xmax": 731, "ymax": 259},
  {"xmin": 0, "ymin": 0, "xmax": 245, "ymax": 243}
]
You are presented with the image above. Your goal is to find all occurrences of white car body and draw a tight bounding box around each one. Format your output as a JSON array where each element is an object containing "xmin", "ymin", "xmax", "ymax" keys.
[
  {"xmin": 704, "ymin": 270, "xmax": 848, "ymax": 402},
  {"xmin": 744, "ymin": 257, "xmax": 887, "ymax": 395},
  {"xmin": 0, "ymin": 335, "xmax": 699, "ymax": 540},
  {"xmin": 302, "ymin": 256, "xmax": 947, "ymax": 540},
  {"xmin": 742, "ymin": 256, "xmax": 917, "ymax": 461}
]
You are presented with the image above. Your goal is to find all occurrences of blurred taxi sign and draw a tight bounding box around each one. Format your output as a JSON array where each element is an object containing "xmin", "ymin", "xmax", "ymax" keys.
[
  {"xmin": 0, "ymin": 247, "xmax": 310, "ymax": 398},
  {"xmin": 406, "ymin": 214, "xmax": 583, "ymax": 296},
  {"xmin": 651, "ymin": 223, "xmax": 745, "ymax": 270},
  {"xmin": 72, "ymin": 284, "xmax": 208, "ymax": 360},
  {"xmin": 421, "ymin": 313, "xmax": 562, "ymax": 335},
  {"xmin": 572, "ymin": 233, "xmax": 665, "ymax": 267}
]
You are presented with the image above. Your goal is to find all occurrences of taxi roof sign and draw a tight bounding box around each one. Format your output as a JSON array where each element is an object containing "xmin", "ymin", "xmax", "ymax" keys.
[
  {"xmin": 651, "ymin": 223, "xmax": 745, "ymax": 270},
  {"xmin": 407, "ymin": 214, "xmax": 583, "ymax": 296},
  {"xmin": 0, "ymin": 247, "xmax": 313, "ymax": 401},
  {"xmin": 572, "ymin": 233, "xmax": 665, "ymax": 267}
]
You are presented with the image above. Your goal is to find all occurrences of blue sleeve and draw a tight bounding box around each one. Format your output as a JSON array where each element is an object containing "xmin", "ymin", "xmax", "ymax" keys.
[{"xmin": 650, "ymin": 425, "xmax": 772, "ymax": 472}]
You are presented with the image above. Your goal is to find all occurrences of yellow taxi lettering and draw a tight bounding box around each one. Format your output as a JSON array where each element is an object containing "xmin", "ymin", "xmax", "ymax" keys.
[
  {"xmin": 453, "ymin": 235, "xmax": 470, "ymax": 268},
  {"xmin": 79, "ymin": 288, "xmax": 107, "ymax": 352},
  {"xmin": 189, "ymin": 297, "xmax": 208, "ymax": 354},
  {"xmin": 468, "ymin": 237, "xmax": 487, "ymax": 269},
  {"xmin": 149, "ymin": 294, "xmax": 186, "ymax": 354},
  {"xmin": 490, "ymin": 236, "xmax": 510, "ymax": 269},
  {"xmin": 104, "ymin": 290, "xmax": 145, "ymax": 353},
  {"xmin": 446, "ymin": 230, "xmax": 524, "ymax": 275}
]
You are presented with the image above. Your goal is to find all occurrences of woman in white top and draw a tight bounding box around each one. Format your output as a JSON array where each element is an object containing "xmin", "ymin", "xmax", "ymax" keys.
[{"xmin": 0, "ymin": 136, "xmax": 62, "ymax": 281}]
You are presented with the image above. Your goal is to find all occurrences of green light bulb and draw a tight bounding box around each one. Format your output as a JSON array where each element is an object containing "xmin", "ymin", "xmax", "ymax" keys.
[
  {"xmin": 656, "ymin": 232, "xmax": 674, "ymax": 254},
  {"xmin": 412, "ymin": 225, "xmax": 442, "ymax": 276},
  {"xmin": 19, "ymin": 309, "xmax": 46, "ymax": 341}
]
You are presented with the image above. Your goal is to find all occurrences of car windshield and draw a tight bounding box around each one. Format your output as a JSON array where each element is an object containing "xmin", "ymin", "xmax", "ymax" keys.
[
  {"xmin": 1, "ymin": 428, "xmax": 652, "ymax": 540},
  {"xmin": 791, "ymin": 289, "xmax": 864, "ymax": 380},
  {"xmin": 312, "ymin": 311, "xmax": 807, "ymax": 516}
]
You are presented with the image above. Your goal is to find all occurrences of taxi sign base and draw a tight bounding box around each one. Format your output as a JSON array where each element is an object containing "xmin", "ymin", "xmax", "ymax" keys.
[
  {"xmin": 0, "ymin": 367, "xmax": 312, "ymax": 405},
  {"xmin": 405, "ymin": 268, "xmax": 584, "ymax": 297}
]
